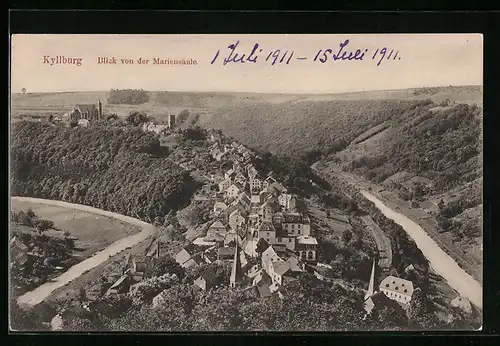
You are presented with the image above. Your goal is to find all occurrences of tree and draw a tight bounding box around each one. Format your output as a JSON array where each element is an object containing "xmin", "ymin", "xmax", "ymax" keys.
[
  {"xmin": 407, "ymin": 288, "xmax": 439, "ymax": 329},
  {"xmin": 48, "ymin": 114, "xmax": 54, "ymax": 123},
  {"xmin": 21, "ymin": 88, "xmax": 27, "ymax": 94},
  {"xmin": 33, "ymin": 219, "xmax": 54, "ymax": 235},
  {"xmin": 78, "ymin": 286, "xmax": 87, "ymax": 302},
  {"xmin": 126, "ymin": 111, "xmax": 149, "ymax": 126},
  {"xmin": 342, "ymin": 229, "xmax": 353, "ymax": 245},
  {"xmin": 150, "ymin": 256, "xmax": 185, "ymax": 280}
]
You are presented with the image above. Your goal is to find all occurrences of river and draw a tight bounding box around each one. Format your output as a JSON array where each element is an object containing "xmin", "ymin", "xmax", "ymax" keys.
[
  {"xmin": 361, "ymin": 190, "xmax": 482, "ymax": 309},
  {"xmin": 12, "ymin": 197, "xmax": 154, "ymax": 307}
]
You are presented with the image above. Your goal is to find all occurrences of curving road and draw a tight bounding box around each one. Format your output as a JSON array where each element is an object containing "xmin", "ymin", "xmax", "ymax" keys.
[
  {"xmin": 12, "ymin": 197, "xmax": 155, "ymax": 307},
  {"xmin": 361, "ymin": 191, "xmax": 482, "ymax": 309}
]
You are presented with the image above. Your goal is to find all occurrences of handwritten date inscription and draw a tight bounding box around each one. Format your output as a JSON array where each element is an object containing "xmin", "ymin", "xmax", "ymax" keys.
[{"xmin": 210, "ymin": 39, "xmax": 401, "ymax": 67}]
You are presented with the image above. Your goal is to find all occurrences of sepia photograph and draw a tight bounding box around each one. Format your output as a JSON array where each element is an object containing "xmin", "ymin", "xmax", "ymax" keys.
[{"xmin": 9, "ymin": 34, "xmax": 483, "ymax": 332}]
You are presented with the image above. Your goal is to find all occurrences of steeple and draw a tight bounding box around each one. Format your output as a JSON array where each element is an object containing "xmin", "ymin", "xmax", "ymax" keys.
[
  {"xmin": 365, "ymin": 259, "xmax": 376, "ymax": 300},
  {"xmin": 97, "ymin": 98, "xmax": 103, "ymax": 119},
  {"xmin": 230, "ymin": 243, "xmax": 241, "ymax": 288}
]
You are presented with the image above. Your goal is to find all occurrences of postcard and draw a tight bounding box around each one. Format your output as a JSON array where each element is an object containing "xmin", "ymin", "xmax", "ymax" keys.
[{"xmin": 9, "ymin": 34, "xmax": 483, "ymax": 332}]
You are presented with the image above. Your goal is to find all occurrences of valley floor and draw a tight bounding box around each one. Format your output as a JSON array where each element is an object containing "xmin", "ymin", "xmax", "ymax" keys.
[{"xmin": 314, "ymin": 163, "xmax": 482, "ymax": 285}]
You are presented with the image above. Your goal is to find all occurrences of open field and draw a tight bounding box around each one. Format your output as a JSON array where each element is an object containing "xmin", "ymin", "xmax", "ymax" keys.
[
  {"xmin": 11, "ymin": 85, "xmax": 482, "ymax": 121},
  {"xmin": 11, "ymin": 199, "xmax": 141, "ymax": 259}
]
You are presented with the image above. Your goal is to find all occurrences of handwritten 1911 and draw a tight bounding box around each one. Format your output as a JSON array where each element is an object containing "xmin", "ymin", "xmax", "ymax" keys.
[{"xmin": 210, "ymin": 39, "xmax": 402, "ymax": 67}]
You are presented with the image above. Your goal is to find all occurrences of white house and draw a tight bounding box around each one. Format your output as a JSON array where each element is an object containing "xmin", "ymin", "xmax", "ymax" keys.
[
  {"xmin": 451, "ymin": 295, "xmax": 473, "ymax": 314},
  {"xmin": 229, "ymin": 209, "xmax": 246, "ymax": 230},
  {"xmin": 278, "ymin": 194, "xmax": 293, "ymax": 210},
  {"xmin": 261, "ymin": 245, "xmax": 283, "ymax": 269},
  {"xmin": 218, "ymin": 178, "xmax": 232, "ymax": 192},
  {"xmin": 296, "ymin": 236, "xmax": 318, "ymax": 262},
  {"xmin": 226, "ymin": 184, "xmax": 241, "ymax": 201},
  {"xmin": 225, "ymin": 169, "xmax": 235, "ymax": 180},
  {"xmin": 213, "ymin": 201, "xmax": 228, "ymax": 215},
  {"xmin": 379, "ymin": 275, "xmax": 414, "ymax": 305},
  {"xmin": 250, "ymin": 176, "xmax": 262, "ymax": 193}
]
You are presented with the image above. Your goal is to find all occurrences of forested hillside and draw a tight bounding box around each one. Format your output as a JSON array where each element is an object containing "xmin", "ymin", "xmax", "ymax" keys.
[
  {"xmin": 343, "ymin": 103, "xmax": 482, "ymax": 192},
  {"xmin": 11, "ymin": 122, "xmax": 198, "ymax": 221},
  {"xmin": 199, "ymin": 99, "xmax": 433, "ymax": 161}
]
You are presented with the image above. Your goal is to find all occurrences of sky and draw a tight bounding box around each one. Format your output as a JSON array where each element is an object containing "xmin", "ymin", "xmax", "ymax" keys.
[{"xmin": 10, "ymin": 34, "xmax": 483, "ymax": 94}]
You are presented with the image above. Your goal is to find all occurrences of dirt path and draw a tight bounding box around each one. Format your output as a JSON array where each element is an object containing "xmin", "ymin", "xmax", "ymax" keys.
[{"xmin": 12, "ymin": 197, "xmax": 155, "ymax": 307}]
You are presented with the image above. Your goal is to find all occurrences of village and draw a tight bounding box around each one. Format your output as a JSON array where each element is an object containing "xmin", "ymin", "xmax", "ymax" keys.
[
  {"xmin": 93, "ymin": 119, "xmax": 473, "ymax": 318},
  {"xmin": 10, "ymin": 100, "xmax": 476, "ymax": 330}
]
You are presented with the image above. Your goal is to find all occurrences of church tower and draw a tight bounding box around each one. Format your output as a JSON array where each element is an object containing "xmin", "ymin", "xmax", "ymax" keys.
[
  {"xmin": 97, "ymin": 98, "xmax": 103, "ymax": 119},
  {"xmin": 365, "ymin": 259, "xmax": 377, "ymax": 301},
  {"xmin": 230, "ymin": 243, "xmax": 241, "ymax": 288}
]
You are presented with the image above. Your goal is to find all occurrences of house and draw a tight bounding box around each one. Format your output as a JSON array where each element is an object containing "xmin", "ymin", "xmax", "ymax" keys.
[
  {"xmin": 242, "ymin": 239, "xmax": 258, "ymax": 257},
  {"xmin": 213, "ymin": 201, "xmax": 228, "ymax": 215},
  {"xmin": 203, "ymin": 246, "xmax": 218, "ymax": 264},
  {"xmin": 282, "ymin": 213, "xmax": 305, "ymax": 236},
  {"xmin": 193, "ymin": 237, "xmax": 217, "ymax": 247},
  {"xmin": 252, "ymin": 269, "xmax": 272, "ymax": 286},
  {"xmin": 451, "ymin": 295, "xmax": 473, "ymax": 314},
  {"xmin": 262, "ymin": 175, "xmax": 277, "ymax": 189},
  {"xmin": 364, "ymin": 291, "xmax": 395, "ymax": 315},
  {"xmin": 276, "ymin": 235, "xmax": 296, "ymax": 251},
  {"xmin": 251, "ymin": 194, "xmax": 261, "ymax": 205},
  {"xmin": 106, "ymin": 275, "xmax": 132, "ymax": 296},
  {"xmin": 267, "ymin": 261, "xmax": 291, "ymax": 285},
  {"xmin": 218, "ymin": 178, "xmax": 232, "ymax": 192},
  {"xmin": 379, "ymin": 275, "xmax": 414, "ymax": 305},
  {"xmin": 245, "ymin": 261, "xmax": 262, "ymax": 279},
  {"xmin": 259, "ymin": 201, "xmax": 280, "ymax": 223},
  {"xmin": 217, "ymin": 246, "xmax": 235, "ymax": 261},
  {"xmin": 130, "ymin": 254, "xmax": 149, "ymax": 281},
  {"xmin": 233, "ymin": 192, "xmax": 251, "ymax": 210},
  {"xmin": 278, "ymin": 194, "xmax": 293, "ymax": 210},
  {"xmin": 226, "ymin": 184, "xmax": 242, "ymax": 201},
  {"xmin": 229, "ymin": 209, "xmax": 246, "ymax": 230},
  {"xmin": 207, "ymin": 220, "xmax": 229, "ymax": 239},
  {"xmin": 282, "ymin": 212, "xmax": 311, "ymax": 237},
  {"xmin": 210, "ymin": 173, "xmax": 224, "ymax": 184},
  {"xmin": 256, "ymin": 281, "xmax": 272, "ymax": 298},
  {"xmin": 296, "ymin": 236, "xmax": 318, "ymax": 262},
  {"xmin": 250, "ymin": 176, "xmax": 262, "ymax": 193},
  {"xmin": 261, "ymin": 245, "xmax": 283, "ymax": 269},
  {"xmin": 194, "ymin": 270, "xmax": 218, "ymax": 291},
  {"xmin": 224, "ymin": 231, "xmax": 240, "ymax": 246},
  {"xmin": 236, "ymin": 143, "xmax": 245, "ymax": 153},
  {"xmin": 270, "ymin": 182, "xmax": 287, "ymax": 194},
  {"xmin": 77, "ymin": 119, "xmax": 90, "ymax": 127},
  {"xmin": 257, "ymin": 222, "xmax": 277, "ymax": 244},
  {"xmin": 175, "ymin": 244, "xmax": 203, "ymax": 268},
  {"xmin": 151, "ymin": 277, "xmax": 180, "ymax": 308},
  {"xmin": 225, "ymin": 169, "xmax": 235, "ymax": 180}
]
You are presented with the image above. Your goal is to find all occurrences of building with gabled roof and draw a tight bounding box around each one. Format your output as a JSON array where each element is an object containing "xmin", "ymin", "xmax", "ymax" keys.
[
  {"xmin": 229, "ymin": 209, "xmax": 247, "ymax": 230},
  {"xmin": 194, "ymin": 270, "xmax": 218, "ymax": 291},
  {"xmin": 213, "ymin": 201, "xmax": 228, "ymax": 215},
  {"xmin": 451, "ymin": 295, "xmax": 473, "ymax": 314},
  {"xmin": 261, "ymin": 245, "xmax": 283, "ymax": 269},
  {"xmin": 379, "ymin": 275, "xmax": 414, "ymax": 305},
  {"xmin": 296, "ymin": 236, "xmax": 318, "ymax": 262}
]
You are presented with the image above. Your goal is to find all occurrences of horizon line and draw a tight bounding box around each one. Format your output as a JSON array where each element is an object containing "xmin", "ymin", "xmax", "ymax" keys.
[{"xmin": 10, "ymin": 84, "xmax": 483, "ymax": 96}]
